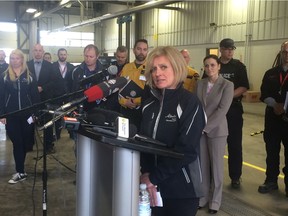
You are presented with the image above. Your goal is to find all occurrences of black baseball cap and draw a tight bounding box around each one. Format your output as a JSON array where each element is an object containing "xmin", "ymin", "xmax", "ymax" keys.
[{"xmin": 219, "ymin": 38, "xmax": 236, "ymax": 49}]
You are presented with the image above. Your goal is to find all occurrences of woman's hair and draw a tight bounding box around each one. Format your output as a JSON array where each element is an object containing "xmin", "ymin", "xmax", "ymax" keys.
[
  {"xmin": 145, "ymin": 46, "xmax": 187, "ymax": 88},
  {"xmin": 8, "ymin": 49, "xmax": 28, "ymax": 82},
  {"xmin": 203, "ymin": 54, "xmax": 221, "ymax": 64}
]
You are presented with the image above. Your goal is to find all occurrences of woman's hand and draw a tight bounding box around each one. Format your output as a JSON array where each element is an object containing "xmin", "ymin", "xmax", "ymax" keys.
[
  {"xmin": 140, "ymin": 173, "xmax": 158, "ymax": 207},
  {"xmin": 124, "ymin": 98, "xmax": 137, "ymax": 109}
]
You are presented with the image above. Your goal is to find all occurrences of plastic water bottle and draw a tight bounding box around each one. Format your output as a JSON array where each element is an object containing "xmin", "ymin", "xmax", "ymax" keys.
[{"xmin": 139, "ymin": 183, "xmax": 151, "ymax": 216}]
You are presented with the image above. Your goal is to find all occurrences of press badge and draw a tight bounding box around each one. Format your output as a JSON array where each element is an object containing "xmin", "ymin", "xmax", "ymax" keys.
[
  {"xmin": 27, "ymin": 116, "xmax": 34, "ymax": 124},
  {"xmin": 139, "ymin": 75, "xmax": 146, "ymax": 81}
]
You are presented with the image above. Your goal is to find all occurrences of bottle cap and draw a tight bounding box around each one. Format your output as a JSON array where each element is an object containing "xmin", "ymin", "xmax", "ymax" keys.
[{"xmin": 139, "ymin": 183, "xmax": 147, "ymax": 190}]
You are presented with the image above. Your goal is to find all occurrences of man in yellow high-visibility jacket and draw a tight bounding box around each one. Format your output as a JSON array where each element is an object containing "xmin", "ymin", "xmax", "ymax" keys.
[
  {"xmin": 181, "ymin": 49, "xmax": 199, "ymax": 93},
  {"xmin": 119, "ymin": 39, "xmax": 149, "ymax": 130}
]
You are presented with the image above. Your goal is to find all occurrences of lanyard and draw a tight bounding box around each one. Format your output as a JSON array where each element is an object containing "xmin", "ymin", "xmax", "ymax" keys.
[
  {"xmin": 279, "ymin": 71, "xmax": 288, "ymax": 94},
  {"xmin": 59, "ymin": 64, "xmax": 67, "ymax": 77}
]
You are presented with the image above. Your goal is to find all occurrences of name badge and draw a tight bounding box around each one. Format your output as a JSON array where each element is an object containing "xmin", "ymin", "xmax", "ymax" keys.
[{"xmin": 139, "ymin": 75, "xmax": 146, "ymax": 81}]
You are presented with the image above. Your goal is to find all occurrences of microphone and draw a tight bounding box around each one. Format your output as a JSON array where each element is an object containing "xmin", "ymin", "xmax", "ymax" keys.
[
  {"xmin": 80, "ymin": 65, "xmax": 118, "ymax": 86},
  {"xmin": 84, "ymin": 76, "xmax": 127, "ymax": 102},
  {"xmin": 56, "ymin": 77, "xmax": 128, "ymax": 111},
  {"xmin": 92, "ymin": 116, "xmax": 137, "ymax": 139}
]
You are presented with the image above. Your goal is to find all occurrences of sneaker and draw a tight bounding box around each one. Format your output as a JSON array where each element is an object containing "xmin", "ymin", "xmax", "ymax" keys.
[
  {"xmin": 8, "ymin": 173, "xmax": 27, "ymax": 184},
  {"xmin": 231, "ymin": 179, "xmax": 241, "ymax": 189},
  {"xmin": 258, "ymin": 182, "xmax": 278, "ymax": 193}
]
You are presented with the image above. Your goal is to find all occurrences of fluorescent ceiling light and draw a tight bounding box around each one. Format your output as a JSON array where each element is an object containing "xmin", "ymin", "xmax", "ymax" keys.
[
  {"xmin": 34, "ymin": 12, "xmax": 43, "ymax": 18},
  {"xmin": 26, "ymin": 8, "xmax": 37, "ymax": 13},
  {"xmin": 60, "ymin": 0, "xmax": 70, "ymax": 5}
]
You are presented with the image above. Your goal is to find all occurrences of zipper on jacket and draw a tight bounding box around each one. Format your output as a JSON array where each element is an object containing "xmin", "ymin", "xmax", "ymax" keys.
[
  {"xmin": 152, "ymin": 89, "xmax": 165, "ymax": 139},
  {"xmin": 26, "ymin": 94, "xmax": 33, "ymax": 106},
  {"xmin": 182, "ymin": 167, "xmax": 191, "ymax": 183},
  {"xmin": 5, "ymin": 94, "xmax": 11, "ymax": 107},
  {"xmin": 17, "ymin": 79, "xmax": 21, "ymax": 110}
]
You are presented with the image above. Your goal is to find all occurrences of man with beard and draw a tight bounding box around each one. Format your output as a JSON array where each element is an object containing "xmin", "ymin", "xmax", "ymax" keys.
[
  {"xmin": 53, "ymin": 48, "xmax": 75, "ymax": 93},
  {"xmin": 52, "ymin": 48, "xmax": 75, "ymax": 139},
  {"xmin": 119, "ymin": 39, "xmax": 148, "ymax": 130}
]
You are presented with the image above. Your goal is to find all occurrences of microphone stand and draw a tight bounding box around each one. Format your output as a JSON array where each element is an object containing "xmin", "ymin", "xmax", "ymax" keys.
[{"xmin": 37, "ymin": 106, "xmax": 78, "ymax": 216}]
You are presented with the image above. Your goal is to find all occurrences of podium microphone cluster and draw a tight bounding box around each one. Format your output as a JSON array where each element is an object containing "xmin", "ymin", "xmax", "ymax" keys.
[
  {"xmin": 40, "ymin": 77, "xmax": 127, "ymax": 130},
  {"xmin": 56, "ymin": 76, "xmax": 128, "ymax": 112}
]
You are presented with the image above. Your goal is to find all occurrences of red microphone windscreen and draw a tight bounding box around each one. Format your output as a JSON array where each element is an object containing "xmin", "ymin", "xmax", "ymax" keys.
[
  {"xmin": 84, "ymin": 77, "xmax": 128, "ymax": 103},
  {"xmin": 84, "ymin": 85, "xmax": 104, "ymax": 102}
]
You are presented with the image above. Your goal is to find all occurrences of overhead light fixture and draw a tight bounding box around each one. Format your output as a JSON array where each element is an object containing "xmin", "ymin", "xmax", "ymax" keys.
[
  {"xmin": 60, "ymin": 0, "xmax": 71, "ymax": 6},
  {"xmin": 103, "ymin": 13, "xmax": 111, "ymax": 17},
  {"xmin": 34, "ymin": 12, "xmax": 43, "ymax": 18},
  {"xmin": 26, "ymin": 8, "xmax": 37, "ymax": 13}
]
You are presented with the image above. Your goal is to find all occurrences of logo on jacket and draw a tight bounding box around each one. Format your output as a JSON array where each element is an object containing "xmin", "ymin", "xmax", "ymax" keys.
[{"xmin": 165, "ymin": 114, "xmax": 177, "ymax": 122}]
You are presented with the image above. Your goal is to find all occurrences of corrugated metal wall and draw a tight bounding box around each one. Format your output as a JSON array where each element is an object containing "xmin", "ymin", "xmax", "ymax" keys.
[
  {"xmin": 136, "ymin": 0, "xmax": 288, "ymax": 47},
  {"xmin": 103, "ymin": 0, "xmax": 288, "ymax": 49},
  {"xmin": 102, "ymin": 0, "xmax": 288, "ymax": 90}
]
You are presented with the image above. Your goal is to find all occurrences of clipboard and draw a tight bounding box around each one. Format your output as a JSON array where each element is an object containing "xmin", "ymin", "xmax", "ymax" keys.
[{"xmin": 119, "ymin": 80, "xmax": 143, "ymax": 98}]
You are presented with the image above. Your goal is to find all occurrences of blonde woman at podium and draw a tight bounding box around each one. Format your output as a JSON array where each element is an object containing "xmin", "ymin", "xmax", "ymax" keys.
[{"xmin": 139, "ymin": 46, "xmax": 206, "ymax": 216}]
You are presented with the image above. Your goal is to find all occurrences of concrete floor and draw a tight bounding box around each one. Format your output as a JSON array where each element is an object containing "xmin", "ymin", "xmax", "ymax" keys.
[{"xmin": 0, "ymin": 102, "xmax": 287, "ymax": 216}]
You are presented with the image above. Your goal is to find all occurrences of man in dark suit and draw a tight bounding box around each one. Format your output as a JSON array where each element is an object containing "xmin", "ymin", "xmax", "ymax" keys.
[
  {"xmin": 52, "ymin": 48, "xmax": 75, "ymax": 139},
  {"xmin": 27, "ymin": 43, "xmax": 65, "ymax": 153}
]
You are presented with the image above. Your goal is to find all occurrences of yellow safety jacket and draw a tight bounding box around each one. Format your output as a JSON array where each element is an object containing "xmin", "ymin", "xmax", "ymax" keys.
[{"xmin": 183, "ymin": 66, "xmax": 199, "ymax": 93}]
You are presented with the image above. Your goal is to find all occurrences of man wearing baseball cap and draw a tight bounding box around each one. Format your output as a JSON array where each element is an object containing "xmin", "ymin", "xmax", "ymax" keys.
[{"xmin": 219, "ymin": 38, "xmax": 250, "ymax": 189}]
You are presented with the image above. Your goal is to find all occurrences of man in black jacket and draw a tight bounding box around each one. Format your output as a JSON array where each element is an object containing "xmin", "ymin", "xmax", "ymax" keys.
[
  {"xmin": 258, "ymin": 41, "xmax": 288, "ymax": 197},
  {"xmin": 27, "ymin": 43, "xmax": 65, "ymax": 153}
]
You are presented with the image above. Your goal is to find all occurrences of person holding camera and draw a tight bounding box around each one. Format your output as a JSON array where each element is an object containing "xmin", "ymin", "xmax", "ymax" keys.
[{"xmin": 259, "ymin": 40, "xmax": 288, "ymax": 197}]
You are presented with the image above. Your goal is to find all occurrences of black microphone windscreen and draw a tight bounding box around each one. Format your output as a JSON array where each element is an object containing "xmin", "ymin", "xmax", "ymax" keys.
[
  {"xmin": 88, "ymin": 113, "xmax": 106, "ymax": 125},
  {"xmin": 107, "ymin": 65, "xmax": 118, "ymax": 75},
  {"xmin": 87, "ymin": 107, "xmax": 123, "ymax": 127}
]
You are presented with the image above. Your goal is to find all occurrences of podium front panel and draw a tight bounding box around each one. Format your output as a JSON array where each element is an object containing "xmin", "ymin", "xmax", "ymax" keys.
[{"xmin": 76, "ymin": 134, "xmax": 140, "ymax": 216}]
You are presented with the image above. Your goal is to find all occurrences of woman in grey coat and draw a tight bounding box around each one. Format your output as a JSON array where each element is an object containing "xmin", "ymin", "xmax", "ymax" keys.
[{"xmin": 196, "ymin": 54, "xmax": 234, "ymax": 214}]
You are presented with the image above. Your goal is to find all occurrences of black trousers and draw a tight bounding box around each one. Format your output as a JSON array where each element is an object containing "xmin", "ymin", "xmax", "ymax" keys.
[
  {"xmin": 6, "ymin": 115, "xmax": 34, "ymax": 173},
  {"xmin": 226, "ymin": 102, "xmax": 244, "ymax": 181},
  {"xmin": 152, "ymin": 198, "xmax": 199, "ymax": 216},
  {"xmin": 263, "ymin": 108, "xmax": 288, "ymax": 187}
]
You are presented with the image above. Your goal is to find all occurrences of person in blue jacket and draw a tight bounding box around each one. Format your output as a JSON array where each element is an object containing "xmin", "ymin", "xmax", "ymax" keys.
[{"xmin": 140, "ymin": 46, "xmax": 206, "ymax": 216}]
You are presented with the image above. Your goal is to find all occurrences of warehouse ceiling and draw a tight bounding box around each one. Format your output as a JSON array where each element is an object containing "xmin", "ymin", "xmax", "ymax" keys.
[
  {"xmin": 15, "ymin": 0, "xmax": 156, "ymax": 20},
  {"xmin": 13, "ymin": 0, "xmax": 181, "ymax": 31}
]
